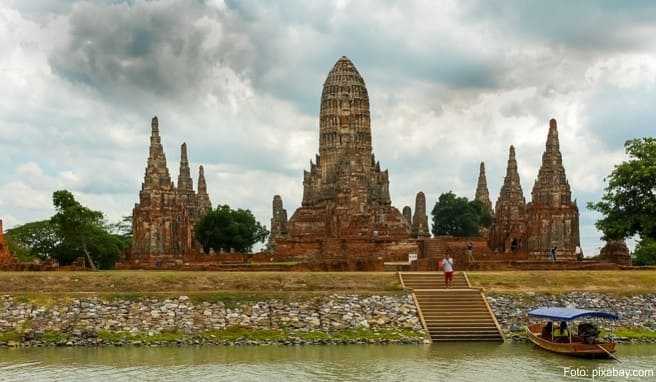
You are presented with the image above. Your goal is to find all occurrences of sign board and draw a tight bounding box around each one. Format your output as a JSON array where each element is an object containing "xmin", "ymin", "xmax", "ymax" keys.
[{"xmin": 408, "ymin": 253, "xmax": 417, "ymax": 262}]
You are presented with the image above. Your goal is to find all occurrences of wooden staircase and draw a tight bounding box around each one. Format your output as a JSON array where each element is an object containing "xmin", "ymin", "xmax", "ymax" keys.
[{"xmin": 399, "ymin": 272, "xmax": 503, "ymax": 342}]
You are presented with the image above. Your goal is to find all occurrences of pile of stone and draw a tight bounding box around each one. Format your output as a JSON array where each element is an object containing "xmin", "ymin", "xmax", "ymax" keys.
[{"xmin": 0, "ymin": 294, "xmax": 424, "ymax": 347}]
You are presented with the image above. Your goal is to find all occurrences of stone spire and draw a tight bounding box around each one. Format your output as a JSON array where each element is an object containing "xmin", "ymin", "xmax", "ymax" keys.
[
  {"xmin": 525, "ymin": 118, "xmax": 580, "ymax": 256},
  {"xmin": 488, "ymin": 145, "xmax": 527, "ymax": 252},
  {"xmin": 402, "ymin": 206, "xmax": 412, "ymax": 226},
  {"xmin": 475, "ymin": 162, "xmax": 492, "ymax": 212},
  {"xmin": 196, "ymin": 165, "xmax": 212, "ymax": 213},
  {"xmin": 285, "ymin": 56, "xmax": 410, "ymax": 242},
  {"xmin": 500, "ymin": 146, "xmax": 524, "ymax": 203},
  {"xmin": 177, "ymin": 143, "xmax": 193, "ymax": 192},
  {"xmin": 270, "ymin": 195, "xmax": 288, "ymax": 244},
  {"xmin": 319, "ymin": 56, "xmax": 371, "ymax": 160},
  {"xmin": 531, "ymin": 119, "xmax": 572, "ymax": 207},
  {"xmin": 412, "ymin": 192, "xmax": 430, "ymax": 238},
  {"xmin": 143, "ymin": 116, "xmax": 173, "ymax": 190}
]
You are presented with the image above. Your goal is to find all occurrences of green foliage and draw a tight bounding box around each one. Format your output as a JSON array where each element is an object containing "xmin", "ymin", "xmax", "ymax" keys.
[
  {"xmin": 107, "ymin": 215, "xmax": 133, "ymax": 240},
  {"xmin": 588, "ymin": 138, "xmax": 656, "ymax": 241},
  {"xmin": 49, "ymin": 190, "xmax": 127, "ymax": 269},
  {"xmin": 6, "ymin": 220, "xmax": 60, "ymax": 261},
  {"xmin": 431, "ymin": 192, "xmax": 492, "ymax": 236},
  {"xmin": 195, "ymin": 205, "xmax": 269, "ymax": 253},
  {"xmin": 6, "ymin": 190, "xmax": 127, "ymax": 269},
  {"xmin": 633, "ymin": 238, "xmax": 656, "ymax": 266}
]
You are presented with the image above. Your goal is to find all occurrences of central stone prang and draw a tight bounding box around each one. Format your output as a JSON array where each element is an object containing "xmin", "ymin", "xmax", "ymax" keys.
[{"xmin": 271, "ymin": 56, "xmax": 411, "ymax": 247}]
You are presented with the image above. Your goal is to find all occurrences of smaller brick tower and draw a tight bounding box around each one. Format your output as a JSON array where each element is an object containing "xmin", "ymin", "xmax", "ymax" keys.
[
  {"xmin": 411, "ymin": 192, "xmax": 430, "ymax": 238},
  {"xmin": 474, "ymin": 161, "xmax": 493, "ymax": 213},
  {"xmin": 489, "ymin": 146, "xmax": 527, "ymax": 253}
]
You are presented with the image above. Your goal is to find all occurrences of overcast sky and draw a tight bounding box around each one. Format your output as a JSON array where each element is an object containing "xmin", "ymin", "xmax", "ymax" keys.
[{"xmin": 1, "ymin": 0, "xmax": 655, "ymax": 255}]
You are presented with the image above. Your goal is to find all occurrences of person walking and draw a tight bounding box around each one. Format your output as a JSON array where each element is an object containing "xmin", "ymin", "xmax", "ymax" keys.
[
  {"xmin": 465, "ymin": 241, "xmax": 475, "ymax": 264},
  {"xmin": 441, "ymin": 254, "xmax": 454, "ymax": 288},
  {"xmin": 548, "ymin": 246, "xmax": 558, "ymax": 262}
]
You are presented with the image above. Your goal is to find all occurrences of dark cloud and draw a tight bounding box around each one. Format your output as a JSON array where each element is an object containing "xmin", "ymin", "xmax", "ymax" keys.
[
  {"xmin": 48, "ymin": 0, "xmax": 507, "ymax": 116},
  {"xmin": 49, "ymin": 1, "xmax": 254, "ymax": 103}
]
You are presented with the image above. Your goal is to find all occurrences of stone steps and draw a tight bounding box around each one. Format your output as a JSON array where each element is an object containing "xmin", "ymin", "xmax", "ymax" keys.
[{"xmin": 400, "ymin": 272, "xmax": 503, "ymax": 342}]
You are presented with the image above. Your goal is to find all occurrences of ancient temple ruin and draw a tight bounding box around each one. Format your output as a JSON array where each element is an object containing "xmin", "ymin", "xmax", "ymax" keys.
[
  {"xmin": 273, "ymin": 57, "xmax": 413, "ymax": 264},
  {"xmin": 131, "ymin": 117, "xmax": 212, "ymax": 260},
  {"xmin": 269, "ymin": 195, "xmax": 288, "ymax": 245},
  {"xmin": 0, "ymin": 219, "xmax": 15, "ymax": 265},
  {"xmin": 488, "ymin": 146, "xmax": 527, "ymax": 252},
  {"xmin": 474, "ymin": 162, "xmax": 493, "ymax": 213},
  {"xmin": 525, "ymin": 119, "xmax": 580, "ymax": 256},
  {"xmin": 411, "ymin": 192, "xmax": 430, "ymax": 238},
  {"xmin": 489, "ymin": 119, "xmax": 580, "ymax": 257},
  {"xmin": 402, "ymin": 206, "xmax": 412, "ymax": 226}
]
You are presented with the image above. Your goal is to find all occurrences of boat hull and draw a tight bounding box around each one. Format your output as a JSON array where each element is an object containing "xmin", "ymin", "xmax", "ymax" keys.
[{"xmin": 526, "ymin": 323, "xmax": 616, "ymax": 358}]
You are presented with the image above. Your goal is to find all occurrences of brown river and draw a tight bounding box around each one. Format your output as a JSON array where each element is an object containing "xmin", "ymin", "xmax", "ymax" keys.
[{"xmin": 1, "ymin": 342, "xmax": 655, "ymax": 381}]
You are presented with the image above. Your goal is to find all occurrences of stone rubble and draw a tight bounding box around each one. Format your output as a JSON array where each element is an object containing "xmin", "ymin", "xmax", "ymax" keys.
[{"xmin": 0, "ymin": 294, "xmax": 423, "ymax": 347}]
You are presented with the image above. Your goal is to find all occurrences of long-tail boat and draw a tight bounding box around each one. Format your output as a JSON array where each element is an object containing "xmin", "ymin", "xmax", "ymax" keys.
[{"xmin": 526, "ymin": 307, "xmax": 619, "ymax": 359}]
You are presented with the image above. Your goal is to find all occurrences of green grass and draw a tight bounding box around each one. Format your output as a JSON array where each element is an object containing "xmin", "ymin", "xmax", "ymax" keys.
[
  {"xmin": 614, "ymin": 327, "xmax": 656, "ymax": 339},
  {"xmin": 0, "ymin": 271, "xmax": 402, "ymax": 294},
  {"xmin": 0, "ymin": 330, "xmax": 21, "ymax": 342},
  {"xmin": 39, "ymin": 330, "xmax": 70, "ymax": 343},
  {"xmin": 468, "ymin": 270, "xmax": 656, "ymax": 295}
]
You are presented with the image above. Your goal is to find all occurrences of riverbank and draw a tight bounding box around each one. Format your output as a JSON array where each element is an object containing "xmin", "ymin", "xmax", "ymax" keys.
[
  {"xmin": 0, "ymin": 294, "xmax": 425, "ymax": 348},
  {"xmin": 2, "ymin": 270, "xmax": 656, "ymax": 295},
  {"xmin": 488, "ymin": 292, "xmax": 656, "ymax": 343},
  {"xmin": 2, "ymin": 271, "xmax": 656, "ymax": 346}
]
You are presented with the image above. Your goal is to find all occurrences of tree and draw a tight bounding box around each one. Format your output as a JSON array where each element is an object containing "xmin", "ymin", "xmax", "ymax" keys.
[
  {"xmin": 195, "ymin": 205, "xmax": 269, "ymax": 253},
  {"xmin": 6, "ymin": 220, "xmax": 60, "ymax": 261},
  {"xmin": 5, "ymin": 191, "xmax": 127, "ymax": 269},
  {"xmin": 588, "ymin": 138, "xmax": 656, "ymax": 264},
  {"xmin": 431, "ymin": 192, "xmax": 492, "ymax": 236},
  {"xmin": 633, "ymin": 238, "xmax": 656, "ymax": 266}
]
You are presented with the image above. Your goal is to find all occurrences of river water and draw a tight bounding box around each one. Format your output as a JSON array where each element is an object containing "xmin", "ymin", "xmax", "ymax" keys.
[{"xmin": 1, "ymin": 343, "xmax": 655, "ymax": 381}]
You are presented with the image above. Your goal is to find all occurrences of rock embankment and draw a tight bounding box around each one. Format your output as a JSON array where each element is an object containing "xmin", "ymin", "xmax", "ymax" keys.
[
  {"xmin": 488, "ymin": 292, "xmax": 656, "ymax": 343},
  {"xmin": 0, "ymin": 294, "xmax": 425, "ymax": 347}
]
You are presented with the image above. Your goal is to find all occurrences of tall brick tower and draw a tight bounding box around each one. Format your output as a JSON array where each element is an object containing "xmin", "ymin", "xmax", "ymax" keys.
[
  {"xmin": 284, "ymin": 57, "xmax": 409, "ymax": 241},
  {"xmin": 196, "ymin": 165, "xmax": 212, "ymax": 215},
  {"xmin": 131, "ymin": 117, "xmax": 211, "ymax": 260},
  {"xmin": 489, "ymin": 146, "xmax": 527, "ymax": 252},
  {"xmin": 412, "ymin": 191, "xmax": 430, "ymax": 238},
  {"xmin": 526, "ymin": 119, "xmax": 580, "ymax": 256},
  {"xmin": 474, "ymin": 162, "xmax": 493, "ymax": 213}
]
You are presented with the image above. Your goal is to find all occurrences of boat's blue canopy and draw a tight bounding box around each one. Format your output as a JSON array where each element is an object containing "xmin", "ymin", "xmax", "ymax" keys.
[{"xmin": 528, "ymin": 307, "xmax": 619, "ymax": 321}]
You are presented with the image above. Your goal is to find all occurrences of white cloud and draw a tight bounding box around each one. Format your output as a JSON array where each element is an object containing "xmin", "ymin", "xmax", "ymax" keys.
[{"xmin": 1, "ymin": 0, "xmax": 654, "ymax": 257}]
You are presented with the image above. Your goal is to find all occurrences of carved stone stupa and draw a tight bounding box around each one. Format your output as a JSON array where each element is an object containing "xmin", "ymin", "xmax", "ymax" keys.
[
  {"xmin": 488, "ymin": 146, "xmax": 527, "ymax": 252},
  {"xmin": 474, "ymin": 162, "xmax": 493, "ymax": 213},
  {"xmin": 283, "ymin": 57, "xmax": 410, "ymax": 242},
  {"xmin": 412, "ymin": 192, "xmax": 430, "ymax": 238},
  {"xmin": 525, "ymin": 119, "xmax": 580, "ymax": 255},
  {"xmin": 131, "ymin": 117, "xmax": 212, "ymax": 259}
]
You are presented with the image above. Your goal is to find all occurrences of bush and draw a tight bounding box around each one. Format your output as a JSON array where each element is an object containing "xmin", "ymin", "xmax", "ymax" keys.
[{"xmin": 633, "ymin": 238, "xmax": 656, "ymax": 266}]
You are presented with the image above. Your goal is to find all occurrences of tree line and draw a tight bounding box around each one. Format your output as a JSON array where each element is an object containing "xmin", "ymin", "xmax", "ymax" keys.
[{"xmin": 6, "ymin": 191, "xmax": 269, "ymax": 269}]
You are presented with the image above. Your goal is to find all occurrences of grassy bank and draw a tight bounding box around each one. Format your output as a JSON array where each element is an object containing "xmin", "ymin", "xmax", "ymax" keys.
[
  {"xmin": 467, "ymin": 270, "xmax": 656, "ymax": 295},
  {"xmin": 1, "ymin": 270, "xmax": 655, "ymax": 296},
  {"xmin": 0, "ymin": 271, "xmax": 402, "ymax": 294}
]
